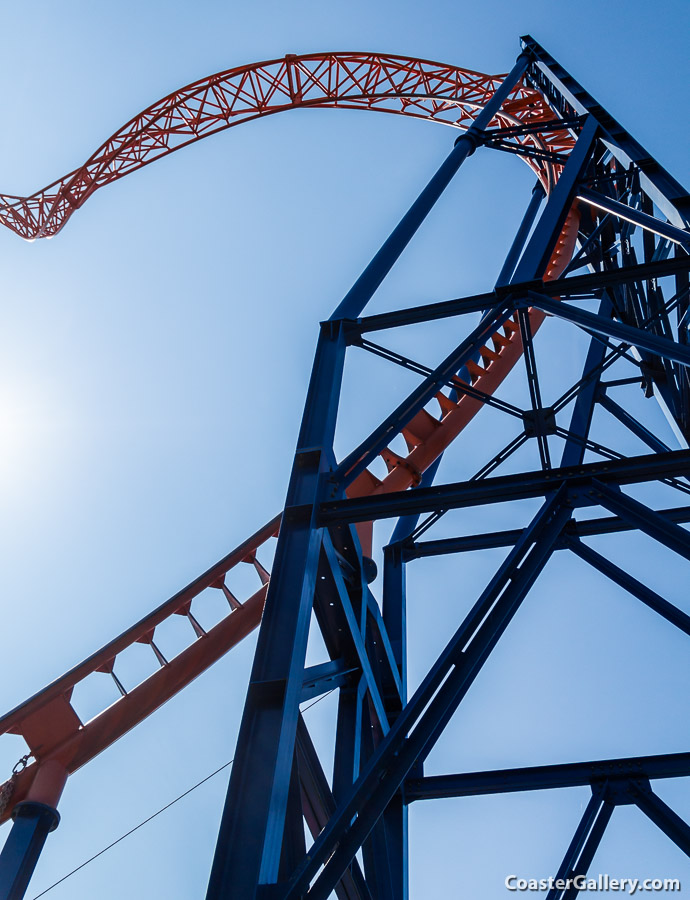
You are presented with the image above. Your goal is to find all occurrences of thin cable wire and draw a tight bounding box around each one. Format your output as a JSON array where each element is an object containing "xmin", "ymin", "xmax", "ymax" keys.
[{"xmin": 31, "ymin": 688, "xmax": 335, "ymax": 899}]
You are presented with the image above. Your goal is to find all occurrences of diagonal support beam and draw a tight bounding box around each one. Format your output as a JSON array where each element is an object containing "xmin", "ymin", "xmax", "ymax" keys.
[
  {"xmin": 511, "ymin": 116, "xmax": 599, "ymax": 282},
  {"xmin": 577, "ymin": 187, "xmax": 690, "ymax": 248},
  {"xmin": 295, "ymin": 716, "xmax": 371, "ymax": 900},
  {"xmin": 526, "ymin": 293, "xmax": 690, "ymax": 368},
  {"xmin": 404, "ymin": 504, "xmax": 690, "ymax": 558},
  {"xmin": 629, "ymin": 782, "xmax": 690, "ymax": 857},
  {"xmin": 598, "ymin": 390, "xmax": 672, "ymax": 455},
  {"xmin": 330, "ymin": 54, "xmax": 531, "ymax": 321},
  {"xmin": 282, "ymin": 491, "xmax": 571, "ymax": 900},
  {"xmin": 546, "ymin": 791, "xmax": 614, "ymax": 900},
  {"xmin": 567, "ymin": 537, "xmax": 690, "ymax": 637},
  {"xmin": 592, "ymin": 480, "xmax": 690, "ymax": 563},
  {"xmin": 322, "ymin": 533, "xmax": 391, "ymax": 734},
  {"xmin": 561, "ymin": 796, "xmax": 615, "ymax": 900},
  {"xmin": 332, "ymin": 304, "xmax": 512, "ymax": 487}
]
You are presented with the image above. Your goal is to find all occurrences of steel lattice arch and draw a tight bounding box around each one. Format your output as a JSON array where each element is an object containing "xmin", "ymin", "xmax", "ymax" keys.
[{"xmin": 0, "ymin": 34, "xmax": 689, "ymax": 900}]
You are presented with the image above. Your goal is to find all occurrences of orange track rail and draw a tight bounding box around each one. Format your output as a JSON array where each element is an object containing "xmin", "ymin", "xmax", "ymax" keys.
[
  {"xmin": 0, "ymin": 52, "xmax": 581, "ymax": 819},
  {"xmin": 0, "ymin": 52, "xmax": 573, "ymax": 240}
]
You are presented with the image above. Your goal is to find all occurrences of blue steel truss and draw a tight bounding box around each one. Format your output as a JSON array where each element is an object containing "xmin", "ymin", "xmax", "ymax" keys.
[{"xmin": 201, "ymin": 36, "xmax": 690, "ymax": 900}]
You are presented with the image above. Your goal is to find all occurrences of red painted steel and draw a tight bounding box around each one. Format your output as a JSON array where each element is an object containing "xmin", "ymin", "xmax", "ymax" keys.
[
  {"xmin": 0, "ymin": 517, "xmax": 279, "ymax": 819},
  {"xmin": 0, "ymin": 52, "xmax": 581, "ymax": 822},
  {"xmin": 0, "ymin": 52, "xmax": 574, "ymax": 240}
]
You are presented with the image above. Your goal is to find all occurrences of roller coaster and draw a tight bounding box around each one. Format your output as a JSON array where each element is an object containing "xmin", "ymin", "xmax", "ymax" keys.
[{"xmin": 0, "ymin": 34, "xmax": 689, "ymax": 900}]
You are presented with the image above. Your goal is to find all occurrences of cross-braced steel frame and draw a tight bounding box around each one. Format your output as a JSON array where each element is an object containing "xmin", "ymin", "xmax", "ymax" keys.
[
  {"xmin": 0, "ymin": 35, "xmax": 689, "ymax": 900},
  {"xmin": 204, "ymin": 38, "xmax": 690, "ymax": 900}
]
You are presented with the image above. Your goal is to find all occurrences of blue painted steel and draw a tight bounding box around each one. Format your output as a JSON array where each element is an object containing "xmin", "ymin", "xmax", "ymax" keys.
[
  {"xmin": 407, "ymin": 504, "xmax": 690, "ymax": 558},
  {"xmin": 319, "ymin": 450, "xmax": 690, "ymax": 525},
  {"xmin": 201, "ymin": 38, "xmax": 690, "ymax": 900},
  {"xmin": 322, "ymin": 533, "xmax": 390, "ymax": 734},
  {"xmin": 544, "ymin": 792, "xmax": 613, "ymax": 900},
  {"xmin": 294, "ymin": 717, "xmax": 371, "ymax": 900},
  {"xmin": 560, "ymin": 796, "xmax": 615, "ymax": 900},
  {"xmin": 282, "ymin": 492, "xmax": 572, "ymax": 900},
  {"xmin": 330, "ymin": 55, "xmax": 530, "ymax": 321},
  {"xmin": 206, "ymin": 321, "xmax": 350, "ymax": 896},
  {"xmin": 630, "ymin": 785, "xmax": 690, "ymax": 856},
  {"xmin": 566, "ymin": 537, "xmax": 690, "ymax": 637},
  {"xmin": 354, "ymin": 255, "xmax": 690, "ymax": 335},
  {"xmin": 511, "ymin": 116, "xmax": 599, "ymax": 283},
  {"xmin": 300, "ymin": 660, "xmax": 357, "ymax": 703},
  {"xmin": 592, "ymin": 479, "xmax": 690, "ymax": 562},
  {"xmin": 0, "ymin": 804, "xmax": 59, "ymax": 900},
  {"xmin": 332, "ymin": 304, "xmax": 512, "ymax": 487},
  {"xmin": 388, "ymin": 456, "xmax": 442, "ymax": 544},
  {"xmin": 545, "ymin": 793, "xmax": 608, "ymax": 900},
  {"xmin": 517, "ymin": 305, "xmax": 552, "ymax": 468},
  {"xmin": 382, "ymin": 543, "xmax": 407, "ymax": 687},
  {"xmin": 560, "ymin": 297, "xmax": 613, "ymax": 467},
  {"xmin": 578, "ymin": 187, "xmax": 690, "ymax": 248},
  {"xmin": 495, "ymin": 181, "xmax": 545, "ymax": 287},
  {"xmin": 526, "ymin": 292, "xmax": 690, "ymax": 368},
  {"xmin": 597, "ymin": 390, "xmax": 672, "ymax": 454},
  {"xmin": 520, "ymin": 35, "xmax": 690, "ymax": 227},
  {"xmin": 405, "ymin": 750, "xmax": 690, "ymax": 800}
]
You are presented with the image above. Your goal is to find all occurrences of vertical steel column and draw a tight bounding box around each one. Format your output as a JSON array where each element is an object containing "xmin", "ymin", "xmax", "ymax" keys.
[
  {"xmin": 206, "ymin": 53, "xmax": 531, "ymax": 900},
  {"xmin": 560, "ymin": 296, "xmax": 613, "ymax": 467},
  {"xmin": 511, "ymin": 116, "xmax": 599, "ymax": 284},
  {"xmin": 206, "ymin": 319, "xmax": 349, "ymax": 898},
  {"xmin": 380, "ymin": 543, "xmax": 409, "ymax": 900},
  {"xmin": 0, "ymin": 804, "xmax": 59, "ymax": 900}
]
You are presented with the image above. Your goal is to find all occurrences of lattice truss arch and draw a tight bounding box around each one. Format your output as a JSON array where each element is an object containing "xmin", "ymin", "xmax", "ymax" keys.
[
  {"xmin": 0, "ymin": 35, "xmax": 690, "ymax": 900},
  {"xmin": 0, "ymin": 51, "xmax": 575, "ymax": 239}
]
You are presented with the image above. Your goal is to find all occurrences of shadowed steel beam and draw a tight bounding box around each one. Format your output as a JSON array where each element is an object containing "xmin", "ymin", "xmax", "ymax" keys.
[
  {"xmin": 560, "ymin": 297, "xmax": 613, "ymax": 468},
  {"xmin": 512, "ymin": 116, "xmax": 599, "ymax": 283},
  {"xmin": 330, "ymin": 54, "xmax": 530, "ymax": 321},
  {"xmin": 526, "ymin": 293, "xmax": 690, "ymax": 368},
  {"xmin": 0, "ymin": 805, "xmax": 60, "ymax": 900},
  {"xmin": 629, "ymin": 783, "xmax": 690, "ymax": 857},
  {"xmin": 577, "ymin": 188, "xmax": 690, "ymax": 248},
  {"xmin": 353, "ymin": 255, "xmax": 690, "ymax": 334},
  {"xmin": 561, "ymin": 799, "xmax": 615, "ymax": 899},
  {"xmin": 520, "ymin": 35, "xmax": 690, "ymax": 226},
  {"xmin": 567, "ymin": 537, "xmax": 690, "ymax": 637},
  {"xmin": 333, "ymin": 305, "xmax": 511, "ymax": 486},
  {"xmin": 495, "ymin": 181, "xmax": 545, "ymax": 287},
  {"xmin": 598, "ymin": 391, "xmax": 671, "ymax": 454},
  {"xmin": 546, "ymin": 793, "xmax": 614, "ymax": 900},
  {"xmin": 405, "ymin": 752, "xmax": 690, "ymax": 800},
  {"xmin": 404, "ymin": 505, "xmax": 690, "ymax": 558},
  {"xmin": 319, "ymin": 450, "xmax": 690, "ymax": 525},
  {"xmin": 295, "ymin": 716, "xmax": 371, "ymax": 900},
  {"xmin": 592, "ymin": 479, "xmax": 690, "ymax": 562},
  {"xmin": 282, "ymin": 493, "xmax": 571, "ymax": 899}
]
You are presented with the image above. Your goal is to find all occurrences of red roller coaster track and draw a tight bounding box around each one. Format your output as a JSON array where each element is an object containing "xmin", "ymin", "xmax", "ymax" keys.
[
  {"xmin": 0, "ymin": 51, "xmax": 574, "ymax": 240},
  {"xmin": 0, "ymin": 51, "xmax": 581, "ymax": 822}
]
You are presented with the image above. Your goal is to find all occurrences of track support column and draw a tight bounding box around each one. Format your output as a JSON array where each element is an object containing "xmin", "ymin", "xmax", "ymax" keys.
[{"xmin": 0, "ymin": 803, "xmax": 59, "ymax": 900}]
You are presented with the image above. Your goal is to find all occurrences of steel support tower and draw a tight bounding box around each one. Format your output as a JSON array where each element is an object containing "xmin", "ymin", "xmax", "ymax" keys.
[{"xmin": 0, "ymin": 35, "xmax": 689, "ymax": 900}]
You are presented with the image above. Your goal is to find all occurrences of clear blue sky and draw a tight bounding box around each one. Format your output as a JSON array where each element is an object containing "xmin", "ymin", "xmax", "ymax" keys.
[{"xmin": 0, "ymin": 1, "xmax": 689, "ymax": 897}]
